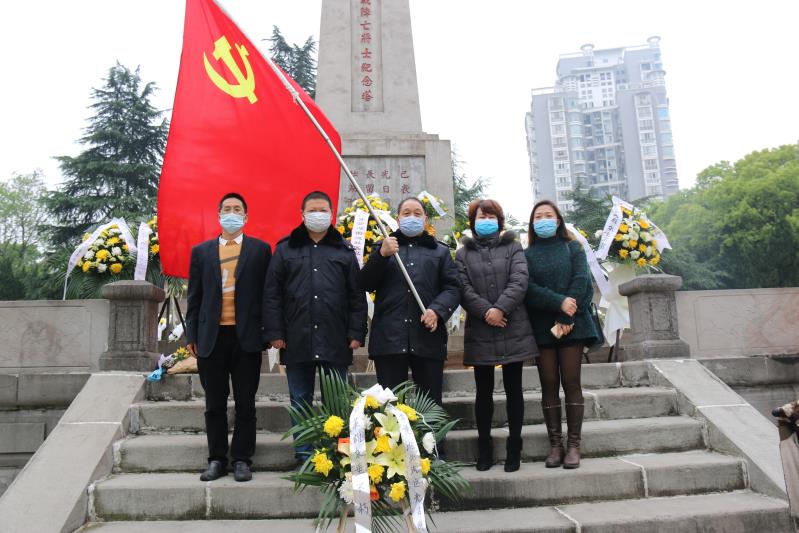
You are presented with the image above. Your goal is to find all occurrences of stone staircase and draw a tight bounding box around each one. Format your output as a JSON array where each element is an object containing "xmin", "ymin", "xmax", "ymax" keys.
[{"xmin": 77, "ymin": 362, "xmax": 794, "ymax": 532}]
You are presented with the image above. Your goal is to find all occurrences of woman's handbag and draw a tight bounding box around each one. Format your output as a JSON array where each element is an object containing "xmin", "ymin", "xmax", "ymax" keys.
[{"xmin": 588, "ymin": 302, "xmax": 606, "ymax": 347}]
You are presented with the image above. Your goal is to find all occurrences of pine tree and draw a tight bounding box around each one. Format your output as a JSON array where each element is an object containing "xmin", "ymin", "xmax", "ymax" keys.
[
  {"xmin": 268, "ymin": 26, "xmax": 317, "ymax": 98},
  {"xmin": 45, "ymin": 63, "xmax": 168, "ymax": 245}
]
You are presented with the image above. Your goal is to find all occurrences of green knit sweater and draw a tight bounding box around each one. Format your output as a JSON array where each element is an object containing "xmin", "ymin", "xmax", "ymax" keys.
[{"xmin": 524, "ymin": 237, "xmax": 599, "ymax": 347}]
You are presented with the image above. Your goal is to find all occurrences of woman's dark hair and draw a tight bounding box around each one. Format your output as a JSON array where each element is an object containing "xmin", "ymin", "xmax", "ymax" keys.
[
  {"xmin": 467, "ymin": 199, "xmax": 505, "ymax": 233},
  {"xmin": 397, "ymin": 196, "xmax": 425, "ymax": 213},
  {"xmin": 527, "ymin": 200, "xmax": 572, "ymax": 245},
  {"xmin": 219, "ymin": 192, "xmax": 247, "ymax": 213}
]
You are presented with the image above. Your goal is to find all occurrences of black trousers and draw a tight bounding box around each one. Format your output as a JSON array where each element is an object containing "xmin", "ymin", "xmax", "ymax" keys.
[
  {"xmin": 473, "ymin": 362, "xmax": 524, "ymax": 442},
  {"xmin": 197, "ymin": 326, "xmax": 262, "ymax": 467},
  {"xmin": 374, "ymin": 354, "xmax": 444, "ymax": 406}
]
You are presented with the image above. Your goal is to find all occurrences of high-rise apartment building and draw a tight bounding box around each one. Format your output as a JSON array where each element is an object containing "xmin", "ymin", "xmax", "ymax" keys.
[{"xmin": 525, "ymin": 37, "xmax": 678, "ymax": 211}]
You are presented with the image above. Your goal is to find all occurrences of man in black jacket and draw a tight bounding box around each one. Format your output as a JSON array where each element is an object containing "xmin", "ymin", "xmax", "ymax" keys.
[
  {"xmin": 359, "ymin": 197, "xmax": 461, "ymax": 406},
  {"xmin": 263, "ymin": 191, "xmax": 367, "ymax": 463},
  {"xmin": 186, "ymin": 192, "xmax": 271, "ymax": 482}
]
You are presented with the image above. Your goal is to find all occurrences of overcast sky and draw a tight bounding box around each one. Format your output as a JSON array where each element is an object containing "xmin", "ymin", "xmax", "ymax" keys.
[{"xmin": 1, "ymin": 0, "xmax": 798, "ymax": 220}]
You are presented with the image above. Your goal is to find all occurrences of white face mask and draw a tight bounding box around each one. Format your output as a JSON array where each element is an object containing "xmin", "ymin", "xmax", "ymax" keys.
[{"xmin": 303, "ymin": 211, "xmax": 331, "ymax": 232}]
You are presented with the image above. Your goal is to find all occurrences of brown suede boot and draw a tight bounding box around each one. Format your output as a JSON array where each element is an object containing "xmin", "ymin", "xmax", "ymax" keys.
[
  {"xmin": 542, "ymin": 403, "xmax": 565, "ymax": 468},
  {"xmin": 563, "ymin": 402, "xmax": 584, "ymax": 469}
]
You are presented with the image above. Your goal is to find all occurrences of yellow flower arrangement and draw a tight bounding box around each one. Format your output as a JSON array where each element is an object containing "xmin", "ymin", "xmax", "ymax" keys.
[
  {"xmin": 605, "ymin": 206, "xmax": 666, "ymax": 270},
  {"xmin": 368, "ymin": 464, "xmax": 384, "ymax": 484},
  {"xmin": 396, "ymin": 403, "xmax": 418, "ymax": 422},
  {"xmin": 110, "ymin": 263, "xmax": 123, "ymax": 274},
  {"xmin": 312, "ymin": 451, "xmax": 334, "ymax": 477},
  {"xmin": 323, "ymin": 415, "xmax": 345, "ymax": 438},
  {"xmin": 389, "ymin": 481, "xmax": 406, "ymax": 502}
]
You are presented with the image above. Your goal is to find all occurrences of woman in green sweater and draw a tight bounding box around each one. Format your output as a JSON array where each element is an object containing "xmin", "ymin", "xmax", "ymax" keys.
[{"xmin": 524, "ymin": 200, "xmax": 598, "ymax": 469}]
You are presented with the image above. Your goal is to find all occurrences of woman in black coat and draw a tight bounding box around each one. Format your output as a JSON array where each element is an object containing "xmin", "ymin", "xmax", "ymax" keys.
[
  {"xmin": 524, "ymin": 200, "xmax": 598, "ymax": 470},
  {"xmin": 359, "ymin": 197, "xmax": 461, "ymax": 407},
  {"xmin": 455, "ymin": 199, "xmax": 537, "ymax": 472}
]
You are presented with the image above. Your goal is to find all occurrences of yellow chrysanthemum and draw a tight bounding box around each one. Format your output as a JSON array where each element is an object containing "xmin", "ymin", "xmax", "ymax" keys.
[
  {"xmin": 312, "ymin": 451, "xmax": 334, "ymax": 477},
  {"xmin": 628, "ymin": 240, "xmax": 638, "ymax": 249},
  {"xmin": 365, "ymin": 231, "xmax": 374, "ymax": 240},
  {"xmin": 619, "ymin": 223, "xmax": 629, "ymax": 233},
  {"xmin": 95, "ymin": 249, "xmax": 110, "ymax": 261},
  {"xmin": 389, "ymin": 481, "xmax": 406, "ymax": 502},
  {"xmin": 123, "ymin": 244, "xmax": 129, "ymax": 251},
  {"xmin": 348, "ymin": 222, "xmax": 354, "ymax": 230},
  {"xmin": 375, "ymin": 435, "xmax": 392, "ymax": 454},
  {"xmin": 82, "ymin": 261, "xmax": 92, "ymax": 272},
  {"xmin": 651, "ymin": 239, "xmax": 658, "ymax": 249},
  {"xmin": 150, "ymin": 244, "xmax": 159, "ymax": 255},
  {"xmin": 422, "ymin": 197, "xmax": 430, "ymax": 204},
  {"xmin": 651, "ymin": 254, "xmax": 661, "ymax": 266},
  {"xmin": 110, "ymin": 263, "xmax": 123, "ymax": 274},
  {"xmin": 323, "ymin": 415, "xmax": 345, "ymax": 438},
  {"xmin": 420, "ymin": 457, "xmax": 431, "ymax": 476},
  {"xmin": 619, "ymin": 249, "xmax": 629, "ymax": 259},
  {"xmin": 639, "ymin": 244, "xmax": 647, "ymax": 252},
  {"xmin": 364, "ymin": 396, "xmax": 379, "ymax": 409},
  {"xmin": 615, "ymin": 234, "xmax": 623, "ymax": 241},
  {"xmin": 106, "ymin": 237, "xmax": 120, "ymax": 246},
  {"xmin": 368, "ymin": 464, "xmax": 384, "ymax": 484},
  {"xmin": 396, "ymin": 403, "xmax": 418, "ymax": 422},
  {"xmin": 636, "ymin": 258, "xmax": 647, "ymax": 267},
  {"xmin": 639, "ymin": 218, "xmax": 650, "ymax": 229}
]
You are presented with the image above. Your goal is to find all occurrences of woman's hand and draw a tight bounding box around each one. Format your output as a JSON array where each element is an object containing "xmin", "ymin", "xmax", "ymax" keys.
[
  {"xmin": 485, "ymin": 307, "xmax": 507, "ymax": 328},
  {"xmin": 555, "ymin": 322, "xmax": 574, "ymax": 337},
  {"xmin": 421, "ymin": 309, "xmax": 438, "ymax": 332},
  {"xmin": 561, "ymin": 297, "xmax": 577, "ymax": 317}
]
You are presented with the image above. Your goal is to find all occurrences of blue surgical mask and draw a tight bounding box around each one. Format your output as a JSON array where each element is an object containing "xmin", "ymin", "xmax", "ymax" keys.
[
  {"xmin": 474, "ymin": 219, "xmax": 499, "ymax": 237},
  {"xmin": 399, "ymin": 216, "xmax": 425, "ymax": 237},
  {"xmin": 533, "ymin": 218, "xmax": 558, "ymax": 238},
  {"xmin": 303, "ymin": 211, "xmax": 331, "ymax": 233},
  {"xmin": 219, "ymin": 213, "xmax": 245, "ymax": 234}
]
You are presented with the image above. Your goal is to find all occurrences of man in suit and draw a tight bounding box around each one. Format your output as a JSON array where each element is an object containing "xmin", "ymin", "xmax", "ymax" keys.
[
  {"xmin": 264, "ymin": 191, "xmax": 367, "ymax": 465},
  {"xmin": 186, "ymin": 192, "xmax": 271, "ymax": 482}
]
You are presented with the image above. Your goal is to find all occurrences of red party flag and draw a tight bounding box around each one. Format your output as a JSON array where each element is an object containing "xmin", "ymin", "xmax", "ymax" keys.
[{"xmin": 157, "ymin": 0, "xmax": 341, "ymax": 277}]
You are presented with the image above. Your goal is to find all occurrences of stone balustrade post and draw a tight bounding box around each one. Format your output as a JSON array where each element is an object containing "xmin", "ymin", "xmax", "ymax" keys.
[
  {"xmin": 98, "ymin": 281, "xmax": 165, "ymax": 371},
  {"xmin": 617, "ymin": 274, "xmax": 690, "ymax": 360}
]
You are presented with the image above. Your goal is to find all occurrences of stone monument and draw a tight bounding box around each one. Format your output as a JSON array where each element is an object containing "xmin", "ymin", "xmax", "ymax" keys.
[{"xmin": 316, "ymin": 0, "xmax": 454, "ymax": 230}]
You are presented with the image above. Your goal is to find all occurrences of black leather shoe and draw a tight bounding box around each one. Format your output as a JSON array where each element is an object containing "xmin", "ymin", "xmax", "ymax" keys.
[
  {"xmin": 233, "ymin": 461, "xmax": 252, "ymax": 482},
  {"xmin": 200, "ymin": 460, "xmax": 227, "ymax": 481}
]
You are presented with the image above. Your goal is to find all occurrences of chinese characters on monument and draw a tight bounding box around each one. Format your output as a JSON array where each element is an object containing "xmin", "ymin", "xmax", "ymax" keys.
[{"xmin": 351, "ymin": 0, "xmax": 383, "ymax": 111}]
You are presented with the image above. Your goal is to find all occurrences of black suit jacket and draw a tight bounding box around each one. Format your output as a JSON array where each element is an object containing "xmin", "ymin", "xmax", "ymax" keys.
[{"xmin": 186, "ymin": 235, "xmax": 272, "ymax": 358}]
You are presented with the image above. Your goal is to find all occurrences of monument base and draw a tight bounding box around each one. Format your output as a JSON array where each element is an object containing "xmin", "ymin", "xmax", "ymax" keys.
[
  {"xmin": 98, "ymin": 350, "xmax": 159, "ymax": 372},
  {"xmin": 339, "ymin": 133, "xmax": 453, "ymax": 235},
  {"xmin": 619, "ymin": 339, "xmax": 690, "ymax": 361}
]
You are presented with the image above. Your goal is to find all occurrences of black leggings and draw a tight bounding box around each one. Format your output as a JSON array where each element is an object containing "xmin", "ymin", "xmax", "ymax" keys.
[
  {"xmin": 536, "ymin": 344, "xmax": 584, "ymax": 407},
  {"xmin": 473, "ymin": 361, "xmax": 524, "ymax": 441}
]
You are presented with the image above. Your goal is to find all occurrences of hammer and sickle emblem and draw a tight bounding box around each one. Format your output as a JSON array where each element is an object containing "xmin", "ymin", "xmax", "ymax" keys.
[{"xmin": 203, "ymin": 36, "xmax": 258, "ymax": 104}]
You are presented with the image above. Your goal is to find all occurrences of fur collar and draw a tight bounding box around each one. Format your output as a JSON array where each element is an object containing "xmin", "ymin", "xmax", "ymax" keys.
[
  {"xmin": 461, "ymin": 230, "xmax": 517, "ymax": 250},
  {"xmin": 287, "ymin": 224, "xmax": 348, "ymax": 249},
  {"xmin": 393, "ymin": 230, "xmax": 438, "ymax": 249}
]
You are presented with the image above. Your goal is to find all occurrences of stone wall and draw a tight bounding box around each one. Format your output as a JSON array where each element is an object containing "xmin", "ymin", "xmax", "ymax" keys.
[
  {"xmin": 0, "ymin": 300, "xmax": 109, "ymax": 373},
  {"xmin": 676, "ymin": 288, "xmax": 799, "ymax": 359}
]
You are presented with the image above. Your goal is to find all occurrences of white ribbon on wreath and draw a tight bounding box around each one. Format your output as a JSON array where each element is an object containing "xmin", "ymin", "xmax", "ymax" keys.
[
  {"xmin": 417, "ymin": 191, "xmax": 445, "ymax": 217},
  {"xmin": 134, "ymin": 221, "xmax": 152, "ymax": 281}
]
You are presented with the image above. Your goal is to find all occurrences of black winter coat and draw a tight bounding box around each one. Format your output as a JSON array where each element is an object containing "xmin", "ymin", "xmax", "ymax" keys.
[
  {"xmin": 186, "ymin": 235, "xmax": 272, "ymax": 358},
  {"xmin": 359, "ymin": 231, "xmax": 461, "ymax": 360},
  {"xmin": 455, "ymin": 231, "xmax": 538, "ymax": 365},
  {"xmin": 263, "ymin": 225, "xmax": 368, "ymax": 366}
]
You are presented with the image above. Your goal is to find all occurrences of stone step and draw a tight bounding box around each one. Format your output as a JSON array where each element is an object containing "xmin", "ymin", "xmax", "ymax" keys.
[
  {"xmin": 92, "ymin": 451, "xmax": 745, "ymax": 521},
  {"xmin": 0, "ymin": 467, "xmax": 19, "ymax": 497},
  {"xmin": 146, "ymin": 362, "xmax": 651, "ymax": 401},
  {"xmin": 79, "ymin": 490, "xmax": 795, "ymax": 532},
  {"xmin": 116, "ymin": 416, "xmax": 703, "ymax": 473},
  {"xmin": 132, "ymin": 386, "xmax": 677, "ymax": 433}
]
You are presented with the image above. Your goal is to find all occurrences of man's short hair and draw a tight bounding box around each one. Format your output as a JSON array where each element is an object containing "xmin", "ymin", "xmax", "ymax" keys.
[
  {"xmin": 302, "ymin": 191, "xmax": 333, "ymax": 210},
  {"xmin": 219, "ymin": 192, "xmax": 247, "ymax": 212}
]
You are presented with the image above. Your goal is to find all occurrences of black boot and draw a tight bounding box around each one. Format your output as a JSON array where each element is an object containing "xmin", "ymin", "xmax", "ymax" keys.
[
  {"xmin": 504, "ymin": 436, "xmax": 522, "ymax": 472},
  {"xmin": 476, "ymin": 436, "xmax": 493, "ymax": 471},
  {"xmin": 564, "ymin": 403, "xmax": 584, "ymax": 469},
  {"xmin": 542, "ymin": 403, "xmax": 565, "ymax": 468}
]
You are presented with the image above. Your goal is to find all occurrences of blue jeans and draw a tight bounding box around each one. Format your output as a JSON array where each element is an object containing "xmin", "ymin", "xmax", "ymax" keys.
[{"xmin": 285, "ymin": 361, "xmax": 348, "ymax": 459}]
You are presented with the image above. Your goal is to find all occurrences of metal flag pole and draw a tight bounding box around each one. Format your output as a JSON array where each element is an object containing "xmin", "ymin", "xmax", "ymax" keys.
[{"xmin": 262, "ymin": 56, "xmax": 427, "ymax": 315}]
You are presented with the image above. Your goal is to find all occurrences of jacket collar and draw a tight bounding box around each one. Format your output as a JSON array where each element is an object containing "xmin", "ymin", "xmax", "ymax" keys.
[
  {"xmin": 393, "ymin": 230, "xmax": 438, "ymax": 249},
  {"xmin": 287, "ymin": 224, "xmax": 347, "ymax": 248},
  {"xmin": 461, "ymin": 230, "xmax": 517, "ymax": 250}
]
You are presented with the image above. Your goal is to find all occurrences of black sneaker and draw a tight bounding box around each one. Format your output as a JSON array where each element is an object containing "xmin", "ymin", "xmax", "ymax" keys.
[
  {"xmin": 200, "ymin": 460, "xmax": 227, "ymax": 481},
  {"xmin": 233, "ymin": 461, "xmax": 252, "ymax": 482}
]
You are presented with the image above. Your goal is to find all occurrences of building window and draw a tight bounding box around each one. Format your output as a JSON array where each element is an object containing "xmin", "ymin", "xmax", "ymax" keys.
[
  {"xmin": 661, "ymin": 133, "xmax": 673, "ymax": 145},
  {"xmin": 640, "ymin": 132, "xmax": 656, "ymax": 144},
  {"xmin": 637, "ymin": 107, "xmax": 652, "ymax": 118},
  {"xmin": 552, "ymin": 124, "xmax": 565, "ymax": 135},
  {"xmin": 642, "ymin": 145, "xmax": 657, "ymax": 156},
  {"xmin": 657, "ymin": 107, "xmax": 669, "ymax": 119},
  {"xmin": 644, "ymin": 158, "xmax": 659, "ymax": 170},
  {"xmin": 639, "ymin": 119, "xmax": 654, "ymax": 130}
]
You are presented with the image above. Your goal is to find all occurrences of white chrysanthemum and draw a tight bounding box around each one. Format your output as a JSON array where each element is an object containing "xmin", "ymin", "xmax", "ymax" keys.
[
  {"xmin": 422, "ymin": 432, "xmax": 436, "ymax": 454},
  {"xmin": 628, "ymin": 232, "xmax": 639, "ymax": 242},
  {"xmin": 630, "ymin": 251, "xmax": 641, "ymax": 260},
  {"xmin": 594, "ymin": 230, "xmax": 603, "ymax": 239},
  {"xmin": 640, "ymin": 231, "xmax": 651, "ymax": 242},
  {"xmin": 645, "ymin": 246, "xmax": 653, "ymax": 257},
  {"xmin": 622, "ymin": 234, "xmax": 631, "ymax": 241},
  {"xmin": 94, "ymin": 239, "xmax": 105, "ymax": 246},
  {"xmin": 96, "ymin": 263, "xmax": 108, "ymax": 273},
  {"xmin": 109, "ymin": 228, "xmax": 121, "ymax": 235},
  {"xmin": 111, "ymin": 246, "xmax": 122, "ymax": 256},
  {"xmin": 84, "ymin": 250, "xmax": 95, "ymax": 260},
  {"xmin": 338, "ymin": 476, "xmax": 354, "ymax": 504}
]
